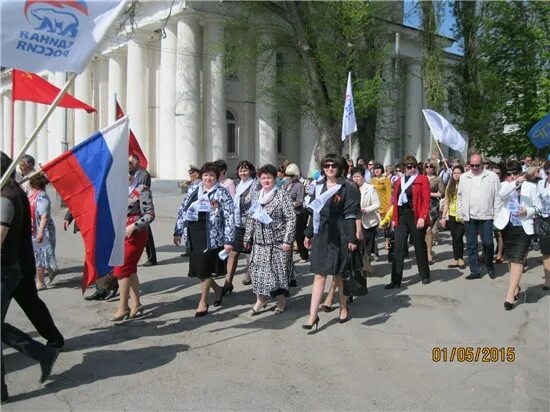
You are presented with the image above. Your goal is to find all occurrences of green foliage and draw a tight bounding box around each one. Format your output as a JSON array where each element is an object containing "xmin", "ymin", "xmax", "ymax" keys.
[
  {"xmin": 223, "ymin": 1, "xmax": 394, "ymax": 157},
  {"xmin": 420, "ymin": 1, "xmax": 445, "ymax": 112},
  {"xmin": 450, "ymin": 0, "xmax": 550, "ymax": 158}
]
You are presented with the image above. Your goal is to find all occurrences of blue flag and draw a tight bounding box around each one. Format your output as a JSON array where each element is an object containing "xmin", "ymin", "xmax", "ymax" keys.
[{"xmin": 528, "ymin": 113, "xmax": 550, "ymax": 149}]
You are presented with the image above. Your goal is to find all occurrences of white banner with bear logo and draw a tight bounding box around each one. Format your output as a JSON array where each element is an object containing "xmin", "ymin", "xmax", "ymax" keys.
[{"xmin": 0, "ymin": 0, "xmax": 127, "ymax": 74}]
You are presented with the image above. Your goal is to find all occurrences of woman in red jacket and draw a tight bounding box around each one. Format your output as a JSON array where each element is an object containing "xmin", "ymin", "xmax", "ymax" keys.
[{"xmin": 385, "ymin": 155, "xmax": 431, "ymax": 288}]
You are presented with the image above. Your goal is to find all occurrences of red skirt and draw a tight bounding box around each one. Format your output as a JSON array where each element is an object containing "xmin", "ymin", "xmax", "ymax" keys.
[{"xmin": 113, "ymin": 228, "xmax": 148, "ymax": 278}]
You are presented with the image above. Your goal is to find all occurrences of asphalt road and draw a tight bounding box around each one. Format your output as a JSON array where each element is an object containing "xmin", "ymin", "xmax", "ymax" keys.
[{"xmin": 3, "ymin": 204, "xmax": 549, "ymax": 411}]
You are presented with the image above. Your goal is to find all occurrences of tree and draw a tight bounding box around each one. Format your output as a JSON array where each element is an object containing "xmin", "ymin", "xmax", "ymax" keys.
[
  {"xmin": 450, "ymin": 1, "xmax": 550, "ymax": 157},
  {"xmin": 225, "ymin": 1, "xmax": 393, "ymax": 162},
  {"xmin": 420, "ymin": 0, "xmax": 445, "ymax": 113}
]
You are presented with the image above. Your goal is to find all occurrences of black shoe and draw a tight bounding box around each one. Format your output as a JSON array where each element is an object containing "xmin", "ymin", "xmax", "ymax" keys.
[
  {"xmin": 289, "ymin": 279, "xmax": 297, "ymax": 287},
  {"xmin": 47, "ymin": 339, "xmax": 64, "ymax": 350},
  {"xmin": 385, "ymin": 282, "xmax": 400, "ymax": 289},
  {"xmin": 488, "ymin": 267, "xmax": 496, "ymax": 279},
  {"xmin": 84, "ymin": 289, "xmax": 108, "ymax": 301},
  {"xmin": 40, "ymin": 347, "xmax": 59, "ymax": 384},
  {"xmin": 465, "ymin": 273, "xmax": 481, "ymax": 280},
  {"xmin": 242, "ymin": 278, "xmax": 252, "ymax": 286},
  {"xmin": 458, "ymin": 264, "xmax": 466, "ymax": 269},
  {"xmin": 221, "ymin": 283, "xmax": 234, "ymax": 296},
  {"xmin": 195, "ymin": 304, "xmax": 209, "ymax": 317},
  {"xmin": 143, "ymin": 260, "xmax": 157, "ymax": 267},
  {"xmin": 104, "ymin": 287, "xmax": 119, "ymax": 300},
  {"xmin": 504, "ymin": 301, "xmax": 515, "ymax": 311},
  {"xmin": 347, "ymin": 296, "xmax": 354, "ymax": 304},
  {"xmin": 302, "ymin": 316, "xmax": 319, "ymax": 331},
  {"xmin": 421, "ymin": 278, "xmax": 431, "ymax": 285}
]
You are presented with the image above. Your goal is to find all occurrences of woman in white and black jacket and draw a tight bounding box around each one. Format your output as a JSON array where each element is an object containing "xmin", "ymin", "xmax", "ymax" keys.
[{"xmin": 493, "ymin": 160, "xmax": 538, "ymax": 310}]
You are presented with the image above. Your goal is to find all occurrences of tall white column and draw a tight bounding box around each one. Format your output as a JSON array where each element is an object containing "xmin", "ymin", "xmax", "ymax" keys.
[
  {"xmin": 2, "ymin": 94, "xmax": 12, "ymax": 154},
  {"xmin": 107, "ymin": 52, "xmax": 126, "ymax": 124},
  {"xmin": 94, "ymin": 57, "xmax": 109, "ymax": 129},
  {"xmin": 25, "ymin": 103, "xmax": 37, "ymax": 158},
  {"xmin": 300, "ymin": 115, "xmax": 318, "ymax": 178},
  {"xmin": 175, "ymin": 15, "xmax": 201, "ymax": 178},
  {"xmin": 405, "ymin": 61, "xmax": 423, "ymax": 160},
  {"xmin": 255, "ymin": 36, "xmax": 277, "ymax": 166},
  {"xmin": 36, "ymin": 103, "xmax": 48, "ymax": 164},
  {"xmin": 158, "ymin": 22, "xmax": 177, "ymax": 178},
  {"xmin": 203, "ymin": 19, "xmax": 226, "ymax": 162},
  {"xmin": 74, "ymin": 66, "xmax": 94, "ymax": 145},
  {"xmin": 13, "ymin": 101, "xmax": 25, "ymax": 156},
  {"xmin": 126, "ymin": 35, "xmax": 149, "ymax": 158}
]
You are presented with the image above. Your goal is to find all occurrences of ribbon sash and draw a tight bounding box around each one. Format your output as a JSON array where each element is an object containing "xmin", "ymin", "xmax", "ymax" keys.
[
  {"xmin": 185, "ymin": 183, "xmax": 218, "ymax": 221},
  {"xmin": 397, "ymin": 174, "xmax": 418, "ymax": 206},
  {"xmin": 310, "ymin": 183, "xmax": 342, "ymax": 235},
  {"xmin": 234, "ymin": 178, "xmax": 254, "ymax": 227}
]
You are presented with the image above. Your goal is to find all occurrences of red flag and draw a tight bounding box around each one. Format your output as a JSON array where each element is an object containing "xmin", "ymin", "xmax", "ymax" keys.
[
  {"xmin": 12, "ymin": 70, "xmax": 96, "ymax": 113},
  {"xmin": 115, "ymin": 100, "xmax": 148, "ymax": 169}
]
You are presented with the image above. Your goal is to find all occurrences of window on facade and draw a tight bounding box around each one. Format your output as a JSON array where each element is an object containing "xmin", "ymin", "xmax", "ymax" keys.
[
  {"xmin": 276, "ymin": 52, "xmax": 285, "ymax": 85},
  {"xmin": 227, "ymin": 110, "xmax": 237, "ymax": 154},
  {"xmin": 277, "ymin": 118, "xmax": 283, "ymax": 154}
]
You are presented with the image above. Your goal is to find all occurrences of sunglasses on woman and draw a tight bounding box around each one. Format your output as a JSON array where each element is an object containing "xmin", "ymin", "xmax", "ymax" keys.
[
  {"xmin": 323, "ymin": 163, "xmax": 337, "ymax": 169},
  {"xmin": 406, "ymin": 164, "xmax": 415, "ymax": 169}
]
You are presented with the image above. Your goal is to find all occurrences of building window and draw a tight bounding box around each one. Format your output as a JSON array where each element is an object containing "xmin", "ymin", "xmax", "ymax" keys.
[
  {"xmin": 277, "ymin": 118, "xmax": 283, "ymax": 155},
  {"xmin": 227, "ymin": 110, "xmax": 237, "ymax": 154},
  {"xmin": 276, "ymin": 52, "xmax": 285, "ymax": 85}
]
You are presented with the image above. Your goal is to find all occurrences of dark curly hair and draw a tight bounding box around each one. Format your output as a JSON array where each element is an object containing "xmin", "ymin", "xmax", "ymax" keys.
[
  {"xmin": 257, "ymin": 164, "xmax": 278, "ymax": 179},
  {"xmin": 200, "ymin": 162, "xmax": 221, "ymax": 179}
]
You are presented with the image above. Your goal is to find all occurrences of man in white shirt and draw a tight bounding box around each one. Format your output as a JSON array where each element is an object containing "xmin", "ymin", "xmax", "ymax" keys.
[{"xmin": 457, "ymin": 153, "xmax": 501, "ymax": 279}]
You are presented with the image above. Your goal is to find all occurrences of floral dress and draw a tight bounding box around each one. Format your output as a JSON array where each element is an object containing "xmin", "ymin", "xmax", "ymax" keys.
[{"xmin": 28, "ymin": 190, "xmax": 57, "ymax": 270}]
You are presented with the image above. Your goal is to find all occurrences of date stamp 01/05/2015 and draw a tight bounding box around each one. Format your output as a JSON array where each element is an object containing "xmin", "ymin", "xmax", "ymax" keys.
[{"xmin": 432, "ymin": 347, "xmax": 516, "ymax": 363}]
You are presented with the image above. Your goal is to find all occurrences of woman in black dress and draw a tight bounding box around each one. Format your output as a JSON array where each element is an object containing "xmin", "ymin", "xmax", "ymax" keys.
[
  {"xmin": 174, "ymin": 162, "xmax": 234, "ymax": 317},
  {"xmin": 303, "ymin": 154, "xmax": 360, "ymax": 329}
]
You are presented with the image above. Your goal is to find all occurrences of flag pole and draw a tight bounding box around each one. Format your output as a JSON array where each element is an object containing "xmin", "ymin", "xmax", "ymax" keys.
[
  {"xmin": 432, "ymin": 133, "xmax": 449, "ymax": 170},
  {"xmin": 349, "ymin": 134, "xmax": 352, "ymax": 160},
  {"xmin": 10, "ymin": 86, "xmax": 15, "ymax": 158},
  {"xmin": 1, "ymin": 72, "xmax": 78, "ymax": 189}
]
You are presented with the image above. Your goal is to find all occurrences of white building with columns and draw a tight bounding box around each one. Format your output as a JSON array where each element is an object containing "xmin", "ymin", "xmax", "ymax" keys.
[{"xmin": 0, "ymin": 1, "xmax": 461, "ymax": 180}]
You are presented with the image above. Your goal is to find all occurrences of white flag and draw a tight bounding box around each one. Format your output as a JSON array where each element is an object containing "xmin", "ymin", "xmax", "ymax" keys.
[
  {"xmin": 422, "ymin": 109, "xmax": 466, "ymax": 152},
  {"xmin": 341, "ymin": 71, "xmax": 357, "ymax": 141},
  {"xmin": 0, "ymin": 0, "xmax": 127, "ymax": 74}
]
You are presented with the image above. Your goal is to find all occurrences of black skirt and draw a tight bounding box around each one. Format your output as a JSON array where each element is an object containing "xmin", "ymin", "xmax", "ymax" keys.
[
  {"xmin": 233, "ymin": 226, "xmax": 251, "ymax": 254},
  {"xmin": 537, "ymin": 215, "xmax": 550, "ymax": 255},
  {"xmin": 502, "ymin": 222, "xmax": 532, "ymax": 264},
  {"xmin": 188, "ymin": 213, "xmax": 222, "ymax": 280}
]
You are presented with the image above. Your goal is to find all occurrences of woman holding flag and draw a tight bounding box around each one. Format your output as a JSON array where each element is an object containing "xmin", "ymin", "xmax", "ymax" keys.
[
  {"xmin": 111, "ymin": 170, "xmax": 156, "ymax": 321},
  {"xmin": 302, "ymin": 154, "xmax": 360, "ymax": 330},
  {"xmin": 174, "ymin": 162, "xmax": 234, "ymax": 317}
]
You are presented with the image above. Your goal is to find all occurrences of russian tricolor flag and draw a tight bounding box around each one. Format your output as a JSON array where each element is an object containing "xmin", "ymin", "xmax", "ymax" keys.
[{"xmin": 42, "ymin": 117, "xmax": 130, "ymax": 289}]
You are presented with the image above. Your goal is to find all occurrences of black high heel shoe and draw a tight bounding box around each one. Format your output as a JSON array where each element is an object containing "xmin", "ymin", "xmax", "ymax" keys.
[
  {"xmin": 338, "ymin": 309, "xmax": 350, "ymax": 324},
  {"xmin": 221, "ymin": 283, "xmax": 234, "ymax": 296},
  {"xmin": 302, "ymin": 316, "xmax": 319, "ymax": 331},
  {"xmin": 504, "ymin": 301, "xmax": 514, "ymax": 311},
  {"xmin": 195, "ymin": 304, "xmax": 209, "ymax": 317},
  {"xmin": 385, "ymin": 282, "xmax": 400, "ymax": 289}
]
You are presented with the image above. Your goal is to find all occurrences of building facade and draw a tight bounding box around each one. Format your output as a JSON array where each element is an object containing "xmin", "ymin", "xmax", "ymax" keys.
[{"xmin": 0, "ymin": 1, "xmax": 461, "ymax": 179}]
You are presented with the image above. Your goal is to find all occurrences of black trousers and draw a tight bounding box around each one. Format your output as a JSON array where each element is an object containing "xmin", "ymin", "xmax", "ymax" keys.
[
  {"xmin": 2, "ymin": 265, "xmax": 53, "ymax": 396},
  {"xmin": 295, "ymin": 210, "xmax": 309, "ymax": 260},
  {"xmin": 391, "ymin": 209, "xmax": 430, "ymax": 284},
  {"xmin": 11, "ymin": 275, "xmax": 64, "ymax": 345},
  {"xmin": 145, "ymin": 226, "xmax": 157, "ymax": 263},
  {"xmin": 448, "ymin": 216, "xmax": 465, "ymax": 260}
]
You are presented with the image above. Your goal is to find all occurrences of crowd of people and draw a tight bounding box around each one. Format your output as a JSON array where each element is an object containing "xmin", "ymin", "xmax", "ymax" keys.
[{"xmin": 2, "ymin": 149, "xmax": 550, "ymax": 403}]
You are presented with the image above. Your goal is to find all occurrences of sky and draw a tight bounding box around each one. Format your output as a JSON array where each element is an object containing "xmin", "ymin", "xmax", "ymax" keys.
[{"xmin": 403, "ymin": 0, "xmax": 463, "ymax": 55}]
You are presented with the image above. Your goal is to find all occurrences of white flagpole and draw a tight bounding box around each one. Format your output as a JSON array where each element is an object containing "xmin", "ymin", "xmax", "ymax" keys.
[
  {"xmin": 1, "ymin": 72, "xmax": 78, "ymax": 189},
  {"xmin": 432, "ymin": 133, "xmax": 449, "ymax": 170}
]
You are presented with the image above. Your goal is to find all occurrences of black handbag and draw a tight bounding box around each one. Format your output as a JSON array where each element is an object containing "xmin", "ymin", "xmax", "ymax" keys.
[{"xmin": 343, "ymin": 251, "xmax": 368, "ymax": 296}]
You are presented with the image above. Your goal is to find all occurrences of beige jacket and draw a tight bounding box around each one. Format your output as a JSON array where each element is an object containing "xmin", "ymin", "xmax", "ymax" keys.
[
  {"xmin": 457, "ymin": 169, "xmax": 501, "ymax": 221},
  {"xmin": 359, "ymin": 183, "xmax": 380, "ymax": 229}
]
